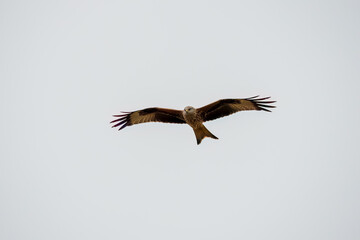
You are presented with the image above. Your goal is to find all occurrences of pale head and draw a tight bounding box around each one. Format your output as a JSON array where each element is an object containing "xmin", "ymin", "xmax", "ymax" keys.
[{"xmin": 184, "ymin": 106, "xmax": 196, "ymax": 114}]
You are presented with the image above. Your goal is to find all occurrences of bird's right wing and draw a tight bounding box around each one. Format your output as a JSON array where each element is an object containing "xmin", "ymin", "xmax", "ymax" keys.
[{"xmin": 111, "ymin": 108, "xmax": 186, "ymax": 130}]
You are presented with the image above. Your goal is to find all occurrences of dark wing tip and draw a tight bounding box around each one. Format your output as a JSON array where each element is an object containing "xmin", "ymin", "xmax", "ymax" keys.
[
  {"xmin": 246, "ymin": 96, "xmax": 276, "ymax": 112},
  {"xmin": 111, "ymin": 112, "xmax": 131, "ymax": 130},
  {"xmin": 246, "ymin": 95, "xmax": 260, "ymax": 100}
]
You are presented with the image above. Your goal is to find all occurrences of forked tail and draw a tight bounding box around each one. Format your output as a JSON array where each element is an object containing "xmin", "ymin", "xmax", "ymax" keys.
[{"xmin": 193, "ymin": 124, "xmax": 218, "ymax": 145}]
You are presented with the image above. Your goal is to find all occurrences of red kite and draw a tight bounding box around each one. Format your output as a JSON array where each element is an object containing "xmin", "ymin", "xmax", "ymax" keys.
[{"xmin": 111, "ymin": 96, "xmax": 276, "ymax": 144}]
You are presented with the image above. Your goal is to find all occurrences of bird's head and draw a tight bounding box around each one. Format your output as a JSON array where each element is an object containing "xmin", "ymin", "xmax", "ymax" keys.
[{"xmin": 184, "ymin": 106, "xmax": 196, "ymax": 114}]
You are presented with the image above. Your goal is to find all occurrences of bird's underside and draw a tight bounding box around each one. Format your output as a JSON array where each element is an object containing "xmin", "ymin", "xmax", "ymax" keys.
[{"xmin": 111, "ymin": 96, "xmax": 276, "ymax": 144}]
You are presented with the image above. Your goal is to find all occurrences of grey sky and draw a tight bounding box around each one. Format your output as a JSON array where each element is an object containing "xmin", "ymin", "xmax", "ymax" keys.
[{"xmin": 1, "ymin": 1, "xmax": 360, "ymax": 239}]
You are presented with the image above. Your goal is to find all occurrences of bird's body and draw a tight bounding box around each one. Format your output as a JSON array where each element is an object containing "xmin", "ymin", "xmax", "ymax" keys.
[
  {"xmin": 182, "ymin": 106, "xmax": 201, "ymax": 128},
  {"xmin": 111, "ymin": 96, "xmax": 276, "ymax": 144},
  {"xmin": 182, "ymin": 106, "xmax": 218, "ymax": 144}
]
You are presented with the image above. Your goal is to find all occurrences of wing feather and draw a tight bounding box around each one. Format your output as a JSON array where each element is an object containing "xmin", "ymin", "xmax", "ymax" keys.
[
  {"xmin": 197, "ymin": 96, "xmax": 276, "ymax": 122},
  {"xmin": 111, "ymin": 107, "xmax": 186, "ymax": 130}
]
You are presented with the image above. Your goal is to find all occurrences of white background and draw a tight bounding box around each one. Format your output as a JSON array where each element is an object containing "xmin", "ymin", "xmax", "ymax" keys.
[{"xmin": 1, "ymin": 1, "xmax": 360, "ymax": 239}]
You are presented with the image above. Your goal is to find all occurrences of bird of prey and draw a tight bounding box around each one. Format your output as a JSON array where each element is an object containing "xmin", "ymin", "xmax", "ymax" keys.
[{"xmin": 111, "ymin": 96, "xmax": 276, "ymax": 144}]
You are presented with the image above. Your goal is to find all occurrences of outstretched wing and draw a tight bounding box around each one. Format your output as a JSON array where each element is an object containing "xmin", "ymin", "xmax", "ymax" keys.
[
  {"xmin": 111, "ymin": 107, "xmax": 186, "ymax": 130},
  {"xmin": 197, "ymin": 96, "xmax": 276, "ymax": 122}
]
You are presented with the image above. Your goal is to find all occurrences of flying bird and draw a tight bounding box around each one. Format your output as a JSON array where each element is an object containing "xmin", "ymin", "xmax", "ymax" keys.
[{"xmin": 111, "ymin": 96, "xmax": 276, "ymax": 144}]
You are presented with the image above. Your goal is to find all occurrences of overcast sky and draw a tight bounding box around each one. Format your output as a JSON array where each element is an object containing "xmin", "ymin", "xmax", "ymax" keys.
[{"xmin": 1, "ymin": 1, "xmax": 360, "ymax": 239}]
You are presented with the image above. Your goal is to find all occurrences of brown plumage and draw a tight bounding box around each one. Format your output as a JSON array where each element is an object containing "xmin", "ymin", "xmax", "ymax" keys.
[{"xmin": 111, "ymin": 96, "xmax": 276, "ymax": 144}]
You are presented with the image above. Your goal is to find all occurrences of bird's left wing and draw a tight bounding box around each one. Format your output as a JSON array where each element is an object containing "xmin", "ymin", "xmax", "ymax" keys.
[
  {"xmin": 111, "ymin": 107, "xmax": 186, "ymax": 130},
  {"xmin": 197, "ymin": 96, "xmax": 276, "ymax": 122}
]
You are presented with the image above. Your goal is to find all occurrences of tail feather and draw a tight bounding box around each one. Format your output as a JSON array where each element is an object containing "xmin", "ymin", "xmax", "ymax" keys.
[{"xmin": 193, "ymin": 124, "xmax": 218, "ymax": 145}]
